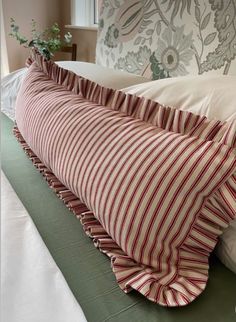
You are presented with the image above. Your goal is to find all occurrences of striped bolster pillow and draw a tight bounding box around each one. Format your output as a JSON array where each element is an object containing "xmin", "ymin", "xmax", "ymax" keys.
[{"xmin": 14, "ymin": 52, "xmax": 236, "ymax": 306}]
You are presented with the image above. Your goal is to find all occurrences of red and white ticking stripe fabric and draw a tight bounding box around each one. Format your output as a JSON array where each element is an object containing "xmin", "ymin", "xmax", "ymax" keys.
[{"xmin": 14, "ymin": 52, "xmax": 236, "ymax": 306}]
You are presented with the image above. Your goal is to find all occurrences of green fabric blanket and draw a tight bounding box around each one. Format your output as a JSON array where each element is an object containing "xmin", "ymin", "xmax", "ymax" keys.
[{"xmin": 2, "ymin": 112, "xmax": 236, "ymax": 322}]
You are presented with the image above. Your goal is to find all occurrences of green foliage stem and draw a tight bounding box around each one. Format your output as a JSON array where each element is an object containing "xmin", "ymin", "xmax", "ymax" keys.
[{"xmin": 9, "ymin": 18, "xmax": 72, "ymax": 60}]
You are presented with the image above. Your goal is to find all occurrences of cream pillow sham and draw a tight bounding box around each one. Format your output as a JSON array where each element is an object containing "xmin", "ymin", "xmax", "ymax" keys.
[{"xmin": 122, "ymin": 75, "xmax": 236, "ymax": 122}]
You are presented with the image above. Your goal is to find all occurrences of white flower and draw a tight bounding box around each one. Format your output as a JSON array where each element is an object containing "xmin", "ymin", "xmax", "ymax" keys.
[
  {"xmin": 64, "ymin": 32, "xmax": 72, "ymax": 44},
  {"xmin": 154, "ymin": 26, "xmax": 194, "ymax": 77}
]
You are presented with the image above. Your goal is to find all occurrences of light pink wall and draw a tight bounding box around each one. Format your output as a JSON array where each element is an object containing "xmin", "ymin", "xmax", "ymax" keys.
[
  {"xmin": 3, "ymin": 0, "xmax": 62, "ymax": 71},
  {"xmin": 3, "ymin": 0, "xmax": 98, "ymax": 71},
  {"xmin": 60, "ymin": 27, "xmax": 97, "ymax": 63},
  {"xmin": 60, "ymin": 0, "xmax": 97, "ymax": 63}
]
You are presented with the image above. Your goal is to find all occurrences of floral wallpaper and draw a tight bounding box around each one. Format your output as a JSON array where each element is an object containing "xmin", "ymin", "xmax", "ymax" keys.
[{"xmin": 96, "ymin": 0, "xmax": 236, "ymax": 79}]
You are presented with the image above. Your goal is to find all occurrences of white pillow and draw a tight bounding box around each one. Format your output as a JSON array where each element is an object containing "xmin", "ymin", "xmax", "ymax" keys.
[
  {"xmin": 57, "ymin": 61, "xmax": 149, "ymax": 89},
  {"xmin": 216, "ymin": 220, "xmax": 236, "ymax": 274},
  {"xmin": 1, "ymin": 61, "xmax": 149, "ymax": 120},
  {"xmin": 1, "ymin": 68, "xmax": 27, "ymax": 120},
  {"xmin": 122, "ymin": 75, "xmax": 236, "ymax": 122},
  {"xmin": 122, "ymin": 75, "xmax": 236, "ymax": 274}
]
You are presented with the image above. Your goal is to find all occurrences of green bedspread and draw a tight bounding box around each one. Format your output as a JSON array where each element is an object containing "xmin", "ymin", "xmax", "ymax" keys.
[{"xmin": 2, "ymin": 112, "xmax": 236, "ymax": 322}]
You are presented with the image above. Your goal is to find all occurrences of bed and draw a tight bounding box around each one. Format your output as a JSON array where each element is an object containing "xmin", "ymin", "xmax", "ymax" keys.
[{"xmin": 2, "ymin": 1, "xmax": 236, "ymax": 321}]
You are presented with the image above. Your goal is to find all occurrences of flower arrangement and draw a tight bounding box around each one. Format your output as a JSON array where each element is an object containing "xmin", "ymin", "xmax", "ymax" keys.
[{"xmin": 9, "ymin": 18, "xmax": 72, "ymax": 60}]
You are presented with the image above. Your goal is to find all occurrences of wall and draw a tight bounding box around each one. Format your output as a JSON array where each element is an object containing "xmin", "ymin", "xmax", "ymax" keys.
[
  {"xmin": 58, "ymin": 27, "xmax": 97, "ymax": 63},
  {"xmin": 2, "ymin": 0, "xmax": 62, "ymax": 71},
  {"xmin": 60, "ymin": 0, "xmax": 97, "ymax": 63},
  {"xmin": 3, "ymin": 0, "xmax": 98, "ymax": 71},
  {"xmin": 1, "ymin": 0, "xmax": 9, "ymax": 77}
]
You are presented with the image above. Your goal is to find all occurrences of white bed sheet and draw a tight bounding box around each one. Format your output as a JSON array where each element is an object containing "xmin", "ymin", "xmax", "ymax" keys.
[
  {"xmin": 1, "ymin": 171, "xmax": 87, "ymax": 322},
  {"xmin": 1, "ymin": 68, "xmax": 27, "ymax": 120}
]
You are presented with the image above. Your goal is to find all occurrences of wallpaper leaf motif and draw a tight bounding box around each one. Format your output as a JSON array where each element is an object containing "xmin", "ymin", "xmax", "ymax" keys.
[
  {"xmin": 114, "ymin": 0, "xmax": 121, "ymax": 7},
  {"xmin": 201, "ymin": 0, "xmax": 236, "ymax": 73},
  {"xmin": 195, "ymin": 5, "xmax": 201, "ymax": 22},
  {"xmin": 119, "ymin": 42, "xmax": 123, "ymax": 54},
  {"xmin": 201, "ymin": 12, "xmax": 211, "ymax": 30},
  {"xmin": 156, "ymin": 21, "xmax": 162, "ymax": 35},
  {"xmin": 107, "ymin": 8, "xmax": 115, "ymax": 19},
  {"xmin": 134, "ymin": 37, "xmax": 142, "ymax": 45},
  {"xmin": 204, "ymin": 32, "xmax": 217, "ymax": 45},
  {"xmin": 115, "ymin": 46, "xmax": 152, "ymax": 75},
  {"xmin": 162, "ymin": 0, "xmax": 191, "ymax": 20},
  {"xmin": 150, "ymin": 53, "xmax": 170, "ymax": 79}
]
